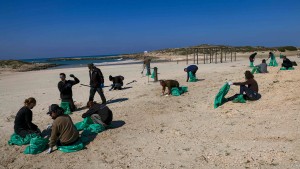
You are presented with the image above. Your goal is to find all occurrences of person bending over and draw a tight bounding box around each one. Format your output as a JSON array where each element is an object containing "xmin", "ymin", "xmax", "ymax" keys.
[
  {"xmin": 14, "ymin": 97, "xmax": 41, "ymax": 137},
  {"xmin": 160, "ymin": 80, "xmax": 179, "ymax": 96},
  {"xmin": 184, "ymin": 65, "xmax": 198, "ymax": 82},
  {"xmin": 109, "ymin": 75, "xmax": 124, "ymax": 91},
  {"xmin": 282, "ymin": 56, "xmax": 293, "ymax": 69},
  {"xmin": 82, "ymin": 101, "xmax": 113, "ymax": 127}
]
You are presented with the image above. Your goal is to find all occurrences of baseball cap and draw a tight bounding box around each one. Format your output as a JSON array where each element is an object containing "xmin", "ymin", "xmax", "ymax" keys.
[{"xmin": 47, "ymin": 104, "xmax": 60, "ymax": 115}]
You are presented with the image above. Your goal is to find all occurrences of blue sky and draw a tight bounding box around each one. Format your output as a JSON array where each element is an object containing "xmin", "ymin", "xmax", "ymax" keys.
[{"xmin": 0, "ymin": 0, "xmax": 299, "ymax": 59}]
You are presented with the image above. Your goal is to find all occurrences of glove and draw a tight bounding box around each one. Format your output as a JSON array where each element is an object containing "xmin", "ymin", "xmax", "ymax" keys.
[
  {"xmin": 46, "ymin": 124, "xmax": 52, "ymax": 130},
  {"xmin": 70, "ymin": 74, "xmax": 75, "ymax": 78},
  {"xmin": 228, "ymin": 82, "xmax": 233, "ymax": 85},
  {"xmin": 165, "ymin": 94, "xmax": 169, "ymax": 97},
  {"xmin": 45, "ymin": 147, "xmax": 52, "ymax": 154}
]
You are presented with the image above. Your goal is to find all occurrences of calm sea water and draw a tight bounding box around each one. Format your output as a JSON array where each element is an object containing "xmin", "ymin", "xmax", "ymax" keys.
[{"xmin": 21, "ymin": 54, "xmax": 129, "ymax": 68}]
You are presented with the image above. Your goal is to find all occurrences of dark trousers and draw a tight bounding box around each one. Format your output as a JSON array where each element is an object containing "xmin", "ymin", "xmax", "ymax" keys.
[
  {"xmin": 89, "ymin": 87, "xmax": 106, "ymax": 103},
  {"xmin": 282, "ymin": 63, "xmax": 292, "ymax": 69},
  {"xmin": 62, "ymin": 98, "xmax": 76, "ymax": 111},
  {"xmin": 240, "ymin": 85, "xmax": 261, "ymax": 100},
  {"xmin": 146, "ymin": 64, "xmax": 151, "ymax": 75}
]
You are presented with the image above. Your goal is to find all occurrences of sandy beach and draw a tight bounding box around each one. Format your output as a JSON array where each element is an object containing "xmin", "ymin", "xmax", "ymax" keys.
[{"xmin": 1, "ymin": 54, "xmax": 300, "ymax": 169}]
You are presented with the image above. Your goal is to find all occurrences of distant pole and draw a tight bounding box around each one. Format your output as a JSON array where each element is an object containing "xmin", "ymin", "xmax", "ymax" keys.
[
  {"xmin": 231, "ymin": 49, "xmax": 233, "ymax": 62},
  {"xmin": 196, "ymin": 48, "xmax": 199, "ymax": 65},
  {"xmin": 215, "ymin": 48, "xmax": 217, "ymax": 64},
  {"xmin": 225, "ymin": 49, "xmax": 227, "ymax": 61},
  {"xmin": 235, "ymin": 49, "xmax": 237, "ymax": 61},
  {"xmin": 186, "ymin": 48, "xmax": 188, "ymax": 65},
  {"xmin": 220, "ymin": 48, "xmax": 223, "ymax": 63},
  {"xmin": 203, "ymin": 49, "xmax": 205, "ymax": 64},
  {"xmin": 210, "ymin": 48, "xmax": 212, "ymax": 63},
  {"xmin": 154, "ymin": 67, "xmax": 158, "ymax": 82}
]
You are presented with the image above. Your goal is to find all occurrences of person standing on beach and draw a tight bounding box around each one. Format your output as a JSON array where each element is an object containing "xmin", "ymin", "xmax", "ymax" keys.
[
  {"xmin": 88, "ymin": 63, "xmax": 107, "ymax": 104},
  {"xmin": 14, "ymin": 97, "xmax": 41, "ymax": 137},
  {"xmin": 142, "ymin": 51, "xmax": 151, "ymax": 75},
  {"xmin": 58, "ymin": 73, "xmax": 80, "ymax": 112},
  {"xmin": 249, "ymin": 52, "xmax": 257, "ymax": 67},
  {"xmin": 184, "ymin": 65, "xmax": 198, "ymax": 82}
]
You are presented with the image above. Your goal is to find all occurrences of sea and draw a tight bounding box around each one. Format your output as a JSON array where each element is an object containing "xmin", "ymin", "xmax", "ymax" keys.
[{"xmin": 20, "ymin": 54, "xmax": 137, "ymax": 68}]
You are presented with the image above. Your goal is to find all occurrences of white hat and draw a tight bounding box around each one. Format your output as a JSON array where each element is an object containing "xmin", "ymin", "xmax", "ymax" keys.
[{"xmin": 144, "ymin": 51, "xmax": 148, "ymax": 54}]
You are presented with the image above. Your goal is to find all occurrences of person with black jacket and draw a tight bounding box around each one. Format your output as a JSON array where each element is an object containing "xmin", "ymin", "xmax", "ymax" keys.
[
  {"xmin": 82, "ymin": 101, "xmax": 113, "ymax": 127},
  {"xmin": 109, "ymin": 75, "xmax": 124, "ymax": 90},
  {"xmin": 282, "ymin": 56, "xmax": 293, "ymax": 69},
  {"xmin": 14, "ymin": 97, "xmax": 41, "ymax": 137},
  {"xmin": 58, "ymin": 73, "xmax": 80, "ymax": 111},
  {"xmin": 88, "ymin": 63, "xmax": 106, "ymax": 104}
]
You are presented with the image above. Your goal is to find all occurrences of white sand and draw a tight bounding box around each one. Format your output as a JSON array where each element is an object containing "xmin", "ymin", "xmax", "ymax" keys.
[{"xmin": 0, "ymin": 55, "xmax": 300, "ymax": 169}]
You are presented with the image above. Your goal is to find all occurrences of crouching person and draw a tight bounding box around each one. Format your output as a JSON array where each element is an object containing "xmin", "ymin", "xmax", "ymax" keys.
[
  {"xmin": 82, "ymin": 101, "xmax": 113, "ymax": 127},
  {"xmin": 159, "ymin": 80, "xmax": 179, "ymax": 96},
  {"xmin": 46, "ymin": 104, "xmax": 79, "ymax": 154},
  {"xmin": 109, "ymin": 75, "xmax": 124, "ymax": 91}
]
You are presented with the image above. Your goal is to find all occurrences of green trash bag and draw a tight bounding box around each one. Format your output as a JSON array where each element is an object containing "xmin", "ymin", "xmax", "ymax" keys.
[
  {"xmin": 60, "ymin": 102, "xmax": 71, "ymax": 115},
  {"xmin": 75, "ymin": 117, "xmax": 94, "ymax": 131},
  {"xmin": 8, "ymin": 133, "xmax": 39, "ymax": 146},
  {"xmin": 251, "ymin": 66, "xmax": 261, "ymax": 74},
  {"xmin": 58, "ymin": 139, "xmax": 84, "ymax": 153},
  {"xmin": 180, "ymin": 86, "xmax": 188, "ymax": 93},
  {"xmin": 86, "ymin": 124, "xmax": 105, "ymax": 133},
  {"xmin": 188, "ymin": 71, "xmax": 197, "ymax": 82},
  {"xmin": 24, "ymin": 137, "xmax": 49, "ymax": 154},
  {"xmin": 249, "ymin": 62, "xmax": 254, "ymax": 68},
  {"xmin": 214, "ymin": 83, "xmax": 230, "ymax": 108},
  {"xmin": 232, "ymin": 94, "xmax": 246, "ymax": 103},
  {"xmin": 151, "ymin": 70, "xmax": 155, "ymax": 79},
  {"xmin": 171, "ymin": 86, "xmax": 188, "ymax": 96},
  {"xmin": 280, "ymin": 67, "xmax": 294, "ymax": 70},
  {"xmin": 268, "ymin": 58, "xmax": 278, "ymax": 67}
]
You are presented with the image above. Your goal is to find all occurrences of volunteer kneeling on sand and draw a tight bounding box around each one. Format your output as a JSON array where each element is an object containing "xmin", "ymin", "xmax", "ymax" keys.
[
  {"xmin": 184, "ymin": 65, "xmax": 198, "ymax": 82},
  {"xmin": 160, "ymin": 80, "xmax": 179, "ymax": 96},
  {"xmin": 82, "ymin": 101, "xmax": 113, "ymax": 127},
  {"xmin": 282, "ymin": 56, "xmax": 293, "ymax": 69},
  {"xmin": 228, "ymin": 70, "xmax": 261, "ymax": 101},
  {"xmin": 14, "ymin": 97, "xmax": 41, "ymax": 138},
  {"xmin": 255, "ymin": 59, "xmax": 268, "ymax": 73},
  {"xmin": 46, "ymin": 104, "xmax": 79, "ymax": 154}
]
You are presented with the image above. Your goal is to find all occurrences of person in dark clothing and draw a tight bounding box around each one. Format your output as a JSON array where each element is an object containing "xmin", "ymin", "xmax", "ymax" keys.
[
  {"xmin": 228, "ymin": 71, "xmax": 261, "ymax": 101},
  {"xmin": 249, "ymin": 52, "xmax": 257, "ymax": 63},
  {"xmin": 282, "ymin": 56, "xmax": 293, "ymax": 69},
  {"xmin": 82, "ymin": 101, "xmax": 113, "ymax": 127},
  {"xmin": 184, "ymin": 65, "xmax": 198, "ymax": 82},
  {"xmin": 58, "ymin": 73, "xmax": 80, "ymax": 111},
  {"xmin": 14, "ymin": 97, "xmax": 41, "ymax": 138},
  {"xmin": 109, "ymin": 75, "xmax": 124, "ymax": 90},
  {"xmin": 159, "ymin": 80, "xmax": 180, "ymax": 96},
  {"xmin": 88, "ymin": 63, "xmax": 106, "ymax": 104}
]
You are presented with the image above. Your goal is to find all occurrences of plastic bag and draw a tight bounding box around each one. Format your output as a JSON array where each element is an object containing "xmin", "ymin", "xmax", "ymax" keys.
[
  {"xmin": 75, "ymin": 117, "xmax": 94, "ymax": 131},
  {"xmin": 280, "ymin": 67, "xmax": 294, "ymax": 70},
  {"xmin": 58, "ymin": 139, "xmax": 84, "ymax": 153},
  {"xmin": 171, "ymin": 86, "xmax": 188, "ymax": 96},
  {"xmin": 86, "ymin": 124, "xmax": 105, "ymax": 133},
  {"xmin": 188, "ymin": 71, "xmax": 197, "ymax": 82},
  {"xmin": 249, "ymin": 62, "xmax": 254, "ymax": 67},
  {"xmin": 214, "ymin": 83, "xmax": 230, "ymax": 108},
  {"xmin": 8, "ymin": 133, "xmax": 39, "ymax": 146},
  {"xmin": 60, "ymin": 102, "xmax": 72, "ymax": 115},
  {"xmin": 232, "ymin": 94, "xmax": 246, "ymax": 103},
  {"xmin": 24, "ymin": 137, "xmax": 49, "ymax": 154},
  {"xmin": 151, "ymin": 70, "xmax": 155, "ymax": 79},
  {"xmin": 268, "ymin": 58, "xmax": 278, "ymax": 67}
]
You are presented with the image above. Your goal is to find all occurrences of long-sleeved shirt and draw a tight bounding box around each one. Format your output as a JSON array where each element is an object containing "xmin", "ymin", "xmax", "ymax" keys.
[
  {"xmin": 89, "ymin": 67, "xmax": 104, "ymax": 88},
  {"xmin": 82, "ymin": 103, "xmax": 113, "ymax": 125},
  {"xmin": 14, "ymin": 106, "xmax": 38, "ymax": 133},
  {"xmin": 233, "ymin": 78, "xmax": 259, "ymax": 92},
  {"xmin": 283, "ymin": 58, "xmax": 293, "ymax": 68},
  {"xmin": 249, "ymin": 53, "xmax": 257, "ymax": 62},
  {"xmin": 186, "ymin": 65, "xmax": 198, "ymax": 80},
  {"xmin": 257, "ymin": 63, "xmax": 268, "ymax": 73},
  {"xmin": 58, "ymin": 77, "xmax": 80, "ymax": 99},
  {"xmin": 49, "ymin": 115, "xmax": 79, "ymax": 148},
  {"xmin": 110, "ymin": 76, "xmax": 124, "ymax": 86}
]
